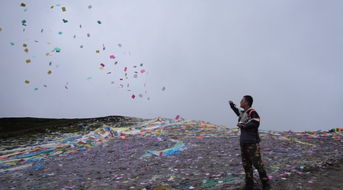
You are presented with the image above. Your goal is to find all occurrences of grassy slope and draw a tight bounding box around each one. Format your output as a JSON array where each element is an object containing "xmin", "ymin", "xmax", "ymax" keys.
[{"xmin": 0, "ymin": 116, "xmax": 129, "ymax": 138}]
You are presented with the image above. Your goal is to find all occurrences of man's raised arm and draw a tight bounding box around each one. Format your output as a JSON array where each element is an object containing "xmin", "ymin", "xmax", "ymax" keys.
[{"xmin": 229, "ymin": 100, "xmax": 240, "ymax": 116}]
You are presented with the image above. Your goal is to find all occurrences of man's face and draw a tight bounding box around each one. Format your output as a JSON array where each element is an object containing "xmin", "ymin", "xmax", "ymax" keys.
[{"xmin": 240, "ymin": 97, "xmax": 247, "ymax": 109}]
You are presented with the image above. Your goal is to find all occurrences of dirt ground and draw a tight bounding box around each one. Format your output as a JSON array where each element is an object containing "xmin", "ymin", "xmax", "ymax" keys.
[
  {"xmin": 272, "ymin": 160, "xmax": 343, "ymax": 190},
  {"xmin": 1, "ymin": 135, "xmax": 342, "ymax": 190}
]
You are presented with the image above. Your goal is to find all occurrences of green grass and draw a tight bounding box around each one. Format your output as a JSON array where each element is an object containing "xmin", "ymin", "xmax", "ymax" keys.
[{"xmin": 0, "ymin": 116, "xmax": 132, "ymax": 139}]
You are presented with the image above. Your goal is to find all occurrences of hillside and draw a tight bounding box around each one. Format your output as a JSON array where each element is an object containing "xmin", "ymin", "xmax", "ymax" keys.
[{"xmin": 0, "ymin": 117, "xmax": 342, "ymax": 189}]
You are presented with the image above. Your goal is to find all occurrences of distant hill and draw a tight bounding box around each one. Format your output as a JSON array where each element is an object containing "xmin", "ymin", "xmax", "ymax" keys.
[{"xmin": 0, "ymin": 116, "xmax": 138, "ymax": 138}]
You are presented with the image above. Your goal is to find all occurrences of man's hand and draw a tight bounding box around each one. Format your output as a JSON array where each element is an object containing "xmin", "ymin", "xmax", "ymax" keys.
[
  {"xmin": 237, "ymin": 122, "xmax": 245, "ymax": 129},
  {"xmin": 229, "ymin": 100, "xmax": 240, "ymax": 116}
]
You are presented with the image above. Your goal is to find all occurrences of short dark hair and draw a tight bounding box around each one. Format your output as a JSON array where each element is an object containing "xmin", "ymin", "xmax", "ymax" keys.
[{"xmin": 244, "ymin": 95, "xmax": 253, "ymax": 107}]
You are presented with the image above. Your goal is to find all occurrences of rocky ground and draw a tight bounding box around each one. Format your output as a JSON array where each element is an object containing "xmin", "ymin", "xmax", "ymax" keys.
[
  {"xmin": 272, "ymin": 158, "xmax": 343, "ymax": 190},
  {"xmin": 1, "ymin": 135, "xmax": 342, "ymax": 190}
]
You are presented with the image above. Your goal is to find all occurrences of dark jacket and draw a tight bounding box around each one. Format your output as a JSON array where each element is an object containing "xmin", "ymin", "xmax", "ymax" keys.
[{"xmin": 230, "ymin": 103, "xmax": 261, "ymax": 144}]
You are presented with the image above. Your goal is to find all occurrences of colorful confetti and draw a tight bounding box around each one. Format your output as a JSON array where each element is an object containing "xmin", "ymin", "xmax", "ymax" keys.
[
  {"xmin": 21, "ymin": 20, "xmax": 27, "ymax": 26},
  {"xmin": 54, "ymin": 47, "xmax": 61, "ymax": 53},
  {"xmin": 6, "ymin": 3, "xmax": 152, "ymax": 102}
]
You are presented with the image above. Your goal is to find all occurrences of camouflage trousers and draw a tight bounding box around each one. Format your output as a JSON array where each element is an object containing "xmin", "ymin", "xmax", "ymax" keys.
[{"xmin": 240, "ymin": 143, "xmax": 269, "ymax": 185}]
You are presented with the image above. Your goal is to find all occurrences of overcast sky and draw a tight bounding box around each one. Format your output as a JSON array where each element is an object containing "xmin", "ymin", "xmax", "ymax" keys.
[{"xmin": 1, "ymin": 0, "xmax": 342, "ymax": 131}]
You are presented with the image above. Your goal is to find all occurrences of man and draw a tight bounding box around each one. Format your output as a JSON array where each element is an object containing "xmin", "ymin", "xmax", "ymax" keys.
[{"xmin": 229, "ymin": 95, "xmax": 270, "ymax": 190}]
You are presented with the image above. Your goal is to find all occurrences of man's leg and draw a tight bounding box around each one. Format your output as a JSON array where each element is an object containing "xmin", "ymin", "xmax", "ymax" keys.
[
  {"xmin": 241, "ymin": 144, "xmax": 254, "ymax": 189},
  {"xmin": 251, "ymin": 143, "xmax": 270, "ymax": 189}
]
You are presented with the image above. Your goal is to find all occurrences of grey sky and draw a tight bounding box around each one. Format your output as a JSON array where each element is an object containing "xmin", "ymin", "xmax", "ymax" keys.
[{"xmin": 1, "ymin": 0, "xmax": 342, "ymax": 131}]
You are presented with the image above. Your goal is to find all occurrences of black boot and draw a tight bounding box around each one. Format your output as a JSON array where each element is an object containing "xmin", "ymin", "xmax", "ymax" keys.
[
  {"xmin": 242, "ymin": 182, "xmax": 254, "ymax": 190},
  {"xmin": 262, "ymin": 181, "xmax": 271, "ymax": 190}
]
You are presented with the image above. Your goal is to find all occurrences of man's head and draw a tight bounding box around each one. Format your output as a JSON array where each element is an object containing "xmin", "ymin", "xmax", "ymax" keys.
[{"xmin": 240, "ymin": 95, "xmax": 253, "ymax": 109}]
